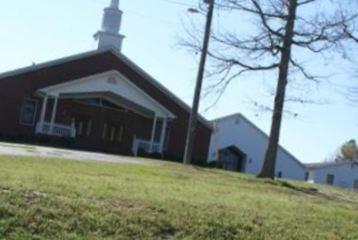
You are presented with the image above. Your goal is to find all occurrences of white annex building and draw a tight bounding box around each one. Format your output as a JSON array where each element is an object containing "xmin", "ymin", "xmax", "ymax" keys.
[
  {"xmin": 306, "ymin": 161, "xmax": 358, "ymax": 189},
  {"xmin": 208, "ymin": 113, "xmax": 306, "ymax": 180}
]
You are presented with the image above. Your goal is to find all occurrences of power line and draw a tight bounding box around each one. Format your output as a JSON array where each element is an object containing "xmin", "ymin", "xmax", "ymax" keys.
[
  {"xmin": 155, "ymin": 0, "xmax": 195, "ymax": 8},
  {"xmin": 126, "ymin": 9, "xmax": 176, "ymax": 25},
  {"xmin": 130, "ymin": 0, "xmax": 195, "ymax": 8},
  {"xmin": 125, "ymin": 0, "xmax": 198, "ymax": 26}
]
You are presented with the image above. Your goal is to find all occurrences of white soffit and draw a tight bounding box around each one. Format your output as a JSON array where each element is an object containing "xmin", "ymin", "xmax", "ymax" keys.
[{"xmin": 38, "ymin": 70, "xmax": 176, "ymax": 119}]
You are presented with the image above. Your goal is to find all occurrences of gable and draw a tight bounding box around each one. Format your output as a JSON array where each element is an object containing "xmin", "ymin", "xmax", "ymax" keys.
[
  {"xmin": 212, "ymin": 113, "xmax": 305, "ymax": 169},
  {"xmin": 38, "ymin": 71, "xmax": 175, "ymax": 118}
]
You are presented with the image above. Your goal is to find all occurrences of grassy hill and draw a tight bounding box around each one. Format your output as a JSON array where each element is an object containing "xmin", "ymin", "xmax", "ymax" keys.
[{"xmin": 0, "ymin": 155, "xmax": 357, "ymax": 240}]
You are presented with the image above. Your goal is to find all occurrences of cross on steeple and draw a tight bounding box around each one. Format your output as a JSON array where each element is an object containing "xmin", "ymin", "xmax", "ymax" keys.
[{"xmin": 110, "ymin": 0, "xmax": 119, "ymax": 8}]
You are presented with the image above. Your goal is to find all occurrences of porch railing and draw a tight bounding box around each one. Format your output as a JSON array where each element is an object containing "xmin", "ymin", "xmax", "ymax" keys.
[
  {"xmin": 132, "ymin": 138, "xmax": 161, "ymax": 156},
  {"xmin": 35, "ymin": 122, "xmax": 76, "ymax": 138}
]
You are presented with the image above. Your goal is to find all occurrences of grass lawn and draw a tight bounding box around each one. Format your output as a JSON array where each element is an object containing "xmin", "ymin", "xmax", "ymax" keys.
[{"xmin": 0, "ymin": 155, "xmax": 357, "ymax": 240}]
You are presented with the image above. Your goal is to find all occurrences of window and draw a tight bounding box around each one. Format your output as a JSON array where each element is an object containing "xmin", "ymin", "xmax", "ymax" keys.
[
  {"xmin": 77, "ymin": 98, "xmax": 125, "ymax": 112},
  {"xmin": 102, "ymin": 99, "xmax": 125, "ymax": 112},
  {"xmin": 86, "ymin": 120, "xmax": 92, "ymax": 137},
  {"xmin": 102, "ymin": 123, "xmax": 108, "ymax": 139},
  {"xmin": 326, "ymin": 174, "xmax": 335, "ymax": 185},
  {"xmin": 305, "ymin": 172, "xmax": 310, "ymax": 181},
  {"xmin": 353, "ymin": 179, "xmax": 358, "ymax": 190},
  {"xmin": 20, "ymin": 98, "xmax": 38, "ymax": 126},
  {"xmin": 110, "ymin": 127, "xmax": 116, "ymax": 142},
  {"xmin": 118, "ymin": 126, "xmax": 124, "ymax": 143},
  {"xmin": 78, "ymin": 121, "xmax": 83, "ymax": 136},
  {"xmin": 78, "ymin": 98, "xmax": 101, "ymax": 107}
]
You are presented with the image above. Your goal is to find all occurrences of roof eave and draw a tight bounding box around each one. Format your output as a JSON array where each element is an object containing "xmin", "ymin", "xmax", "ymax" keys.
[{"xmin": 0, "ymin": 47, "xmax": 212, "ymax": 129}]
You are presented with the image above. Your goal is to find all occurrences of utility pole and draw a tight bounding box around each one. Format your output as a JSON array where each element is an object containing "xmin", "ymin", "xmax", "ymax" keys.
[{"xmin": 183, "ymin": 0, "xmax": 215, "ymax": 165}]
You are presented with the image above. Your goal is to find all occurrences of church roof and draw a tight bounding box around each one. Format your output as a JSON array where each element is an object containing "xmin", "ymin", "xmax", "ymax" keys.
[
  {"xmin": 306, "ymin": 160, "xmax": 358, "ymax": 170},
  {"xmin": 0, "ymin": 48, "xmax": 212, "ymax": 128}
]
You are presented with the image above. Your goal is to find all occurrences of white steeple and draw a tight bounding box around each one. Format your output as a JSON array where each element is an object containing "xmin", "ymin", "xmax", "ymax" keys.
[
  {"xmin": 94, "ymin": 0, "xmax": 125, "ymax": 52},
  {"xmin": 110, "ymin": 0, "xmax": 119, "ymax": 8}
]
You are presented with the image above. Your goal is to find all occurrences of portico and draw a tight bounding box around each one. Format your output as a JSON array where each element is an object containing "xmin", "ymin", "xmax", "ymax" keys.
[{"xmin": 35, "ymin": 70, "xmax": 175, "ymax": 155}]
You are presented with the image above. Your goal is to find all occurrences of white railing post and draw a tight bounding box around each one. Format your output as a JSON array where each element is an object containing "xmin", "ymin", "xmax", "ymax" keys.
[
  {"xmin": 150, "ymin": 115, "xmax": 158, "ymax": 153},
  {"xmin": 49, "ymin": 96, "xmax": 59, "ymax": 134},
  {"xmin": 159, "ymin": 117, "xmax": 168, "ymax": 153},
  {"xmin": 133, "ymin": 138, "xmax": 162, "ymax": 155}
]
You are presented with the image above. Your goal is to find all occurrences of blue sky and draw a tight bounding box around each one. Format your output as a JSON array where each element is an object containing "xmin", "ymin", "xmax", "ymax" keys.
[{"xmin": 0, "ymin": 0, "xmax": 356, "ymax": 163}]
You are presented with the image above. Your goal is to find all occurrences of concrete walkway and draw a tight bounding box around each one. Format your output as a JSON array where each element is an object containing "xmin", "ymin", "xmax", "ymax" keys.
[{"xmin": 0, "ymin": 142, "xmax": 158, "ymax": 165}]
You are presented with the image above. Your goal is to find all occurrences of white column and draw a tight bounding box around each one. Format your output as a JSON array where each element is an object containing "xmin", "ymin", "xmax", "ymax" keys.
[
  {"xmin": 159, "ymin": 118, "xmax": 168, "ymax": 153},
  {"xmin": 38, "ymin": 95, "xmax": 48, "ymax": 133},
  {"xmin": 150, "ymin": 115, "xmax": 158, "ymax": 153},
  {"xmin": 49, "ymin": 96, "xmax": 59, "ymax": 134}
]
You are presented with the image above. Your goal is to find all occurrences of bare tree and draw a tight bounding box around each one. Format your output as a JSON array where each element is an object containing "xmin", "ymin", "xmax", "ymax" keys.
[
  {"xmin": 183, "ymin": 0, "xmax": 356, "ymax": 178},
  {"xmin": 339, "ymin": 139, "xmax": 358, "ymax": 162},
  {"xmin": 327, "ymin": 139, "xmax": 358, "ymax": 163},
  {"xmin": 347, "ymin": 86, "xmax": 358, "ymax": 103},
  {"xmin": 341, "ymin": 21, "xmax": 358, "ymax": 102}
]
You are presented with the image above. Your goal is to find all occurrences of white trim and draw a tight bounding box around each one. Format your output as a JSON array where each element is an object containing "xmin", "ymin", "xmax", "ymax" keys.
[
  {"xmin": 39, "ymin": 95, "xmax": 48, "ymax": 126},
  {"xmin": 37, "ymin": 70, "xmax": 176, "ymax": 119},
  {"xmin": 306, "ymin": 161, "xmax": 358, "ymax": 170},
  {"xmin": 35, "ymin": 121, "xmax": 75, "ymax": 138},
  {"xmin": 19, "ymin": 97, "xmax": 39, "ymax": 127},
  {"xmin": 0, "ymin": 48, "xmax": 212, "ymax": 128}
]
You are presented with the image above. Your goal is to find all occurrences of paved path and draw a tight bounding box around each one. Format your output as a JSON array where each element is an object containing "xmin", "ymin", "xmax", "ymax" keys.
[{"xmin": 0, "ymin": 142, "xmax": 158, "ymax": 166}]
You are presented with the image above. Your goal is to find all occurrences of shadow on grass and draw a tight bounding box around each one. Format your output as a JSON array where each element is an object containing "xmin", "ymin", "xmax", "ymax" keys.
[
  {"xmin": 190, "ymin": 167, "xmax": 357, "ymax": 204},
  {"xmin": 263, "ymin": 179, "xmax": 358, "ymax": 204},
  {"xmin": 266, "ymin": 180, "xmax": 318, "ymax": 194},
  {"xmin": 192, "ymin": 165, "xmax": 249, "ymax": 180}
]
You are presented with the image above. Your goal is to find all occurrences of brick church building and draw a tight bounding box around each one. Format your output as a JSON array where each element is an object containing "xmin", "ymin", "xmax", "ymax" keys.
[{"xmin": 0, "ymin": 0, "xmax": 212, "ymax": 163}]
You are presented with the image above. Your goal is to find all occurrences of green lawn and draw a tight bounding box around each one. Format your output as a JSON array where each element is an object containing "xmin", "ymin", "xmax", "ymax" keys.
[{"xmin": 0, "ymin": 155, "xmax": 357, "ymax": 240}]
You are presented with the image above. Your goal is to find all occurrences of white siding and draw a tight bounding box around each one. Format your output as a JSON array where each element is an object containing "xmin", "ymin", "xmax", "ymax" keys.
[
  {"xmin": 208, "ymin": 114, "xmax": 306, "ymax": 180},
  {"xmin": 310, "ymin": 164, "xmax": 358, "ymax": 189}
]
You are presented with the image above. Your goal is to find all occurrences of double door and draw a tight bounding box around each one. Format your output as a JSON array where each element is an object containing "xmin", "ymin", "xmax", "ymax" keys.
[{"xmin": 71, "ymin": 108, "xmax": 128, "ymax": 154}]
